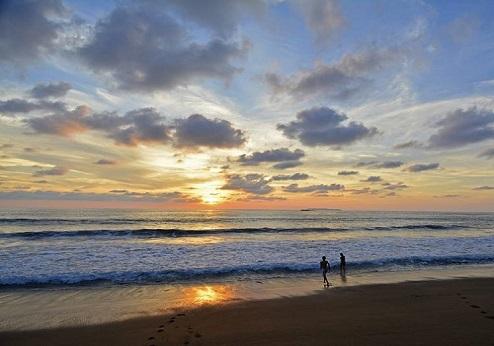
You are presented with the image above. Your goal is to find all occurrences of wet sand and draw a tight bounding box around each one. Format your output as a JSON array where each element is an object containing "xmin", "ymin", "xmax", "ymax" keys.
[{"xmin": 1, "ymin": 277, "xmax": 494, "ymax": 345}]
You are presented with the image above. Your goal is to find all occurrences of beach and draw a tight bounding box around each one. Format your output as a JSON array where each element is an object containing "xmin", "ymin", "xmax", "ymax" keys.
[{"xmin": 1, "ymin": 277, "xmax": 493, "ymax": 345}]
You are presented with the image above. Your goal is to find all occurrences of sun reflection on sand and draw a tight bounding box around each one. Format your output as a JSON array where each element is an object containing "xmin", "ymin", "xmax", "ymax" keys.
[{"xmin": 184, "ymin": 284, "xmax": 234, "ymax": 305}]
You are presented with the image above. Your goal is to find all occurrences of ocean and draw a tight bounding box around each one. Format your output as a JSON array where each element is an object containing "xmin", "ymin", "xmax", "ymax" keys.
[{"xmin": 1, "ymin": 209, "xmax": 493, "ymax": 287}]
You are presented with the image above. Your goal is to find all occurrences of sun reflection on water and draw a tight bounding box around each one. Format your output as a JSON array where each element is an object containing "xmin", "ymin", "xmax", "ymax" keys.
[{"xmin": 184, "ymin": 284, "xmax": 233, "ymax": 305}]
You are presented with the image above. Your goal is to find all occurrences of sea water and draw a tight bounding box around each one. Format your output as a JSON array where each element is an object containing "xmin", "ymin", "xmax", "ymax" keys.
[{"xmin": 1, "ymin": 209, "xmax": 493, "ymax": 287}]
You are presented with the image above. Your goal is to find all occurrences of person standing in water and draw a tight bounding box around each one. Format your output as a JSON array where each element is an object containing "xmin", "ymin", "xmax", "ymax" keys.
[
  {"xmin": 339, "ymin": 252, "xmax": 346, "ymax": 275},
  {"xmin": 320, "ymin": 256, "xmax": 330, "ymax": 287}
]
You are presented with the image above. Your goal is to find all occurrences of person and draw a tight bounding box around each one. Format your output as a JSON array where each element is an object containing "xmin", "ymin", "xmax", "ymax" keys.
[
  {"xmin": 320, "ymin": 256, "xmax": 330, "ymax": 287},
  {"xmin": 339, "ymin": 252, "xmax": 346, "ymax": 275}
]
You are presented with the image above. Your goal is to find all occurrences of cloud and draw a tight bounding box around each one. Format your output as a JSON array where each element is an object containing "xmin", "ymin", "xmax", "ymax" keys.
[
  {"xmin": 265, "ymin": 47, "xmax": 404, "ymax": 100},
  {"xmin": 0, "ymin": 98, "xmax": 67, "ymax": 115},
  {"xmin": 165, "ymin": 0, "xmax": 265, "ymax": 38},
  {"xmin": 0, "ymin": 190, "xmax": 197, "ymax": 203},
  {"xmin": 428, "ymin": 107, "xmax": 494, "ymax": 148},
  {"xmin": 478, "ymin": 148, "xmax": 494, "ymax": 159},
  {"xmin": 33, "ymin": 166, "xmax": 68, "ymax": 177},
  {"xmin": 174, "ymin": 114, "xmax": 245, "ymax": 149},
  {"xmin": 374, "ymin": 161, "xmax": 404, "ymax": 168},
  {"xmin": 271, "ymin": 173, "xmax": 309, "ymax": 181},
  {"xmin": 28, "ymin": 106, "xmax": 172, "ymax": 146},
  {"xmin": 294, "ymin": 0, "xmax": 344, "ymax": 45},
  {"xmin": 27, "ymin": 106, "xmax": 246, "ymax": 149},
  {"xmin": 283, "ymin": 183, "xmax": 344, "ymax": 194},
  {"xmin": 361, "ymin": 176, "xmax": 382, "ymax": 182},
  {"xmin": 272, "ymin": 161, "xmax": 303, "ymax": 170},
  {"xmin": 95, "ymin": 159, "xmax": 117, "ymax": 165},
  {"xmin": 347, "ymin": 187, "xmax": 378, "ymax": 195},
  {"xmin": 472, "ymin": 186, "xmax": 494, "ymax": 191},
  {"xmin": 23, "ymin": 147, "xmax": 36, "ymax": 153},
  {"xmin": 221, "ymin": 173, "xmax": 273, "ymax": 195},
  {"xmin": 0, "ymin": 144, "xmax": 13, "ymax": 149},
  {"xmin": 406, "ymin": 163, "xmax": 439, "ymax": 172},
  {"xmin": 338, "ymin": 170, "xmax": 358, "ymax": 176},
  {"xmin": 27, "ymin": 105, "xmax": 93, "ymax": 137},
  {"xmin": 238, "ymin": 148, "xmax": 304, "ymax": 165},
  {"xmin": 0, "ymin": 0, "xmax": 67, "ymax": 65},
  {"xmin": 30, "ymin": 82, "xmax": 71, "ymax": 99},
  {"xmin": 355, "ymin": 160, "xmax": 403, "ymax": 168},
  {"xmin": 382, "ymin": 182, "xmax": 408, "ymax": 190},
  {"xmin": 109, "ymin": 108, "xmax": 172, "ymax": 146},
  {"xmin": 77, "ymin": 4, "xmax": 249, "ymax": 92},
  {"xmin": 393, "ymin": 140, "xmax": 423, "ymax": 149},
  {"xmin": 278, "ymin": 107, "xmax": 377, "ymax": 147}
]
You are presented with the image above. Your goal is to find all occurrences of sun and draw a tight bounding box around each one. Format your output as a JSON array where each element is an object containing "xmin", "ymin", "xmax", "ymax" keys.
[{"xmin": 193, "ymin": 181, "xmax": 229, "ymax": 205}]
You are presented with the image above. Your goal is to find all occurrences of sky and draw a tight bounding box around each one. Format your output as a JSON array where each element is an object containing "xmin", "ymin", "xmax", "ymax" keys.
[{"xmin": 0, "ymin": 0, "xmax": 493, "ymax": 211}]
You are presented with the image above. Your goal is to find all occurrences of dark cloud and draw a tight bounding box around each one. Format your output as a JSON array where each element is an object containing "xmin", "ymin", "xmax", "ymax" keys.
[
  {"xmin": 28, "ymin": 106, "xmax": 172, "ymax": 146},
  {"xmin": 238, "ymin": 148, "xmax": 304, "ymax": 165},
  {"xmin": 0, "ymin": 144, "xmax": 13, "ymax": 149},
  {"xmin": 30, "ymin": 82, "xmax": 71, "ymax": 99},
  {"xmin": 221, "ymin": 173, "xmax": 273, "ymax": 195},
  {"xmin": 374, "ymin": 161, "xmax": 403, "ymax": 168},
  {"xmin": 278, "ymin": 107, "xmax": 377, "ymax": 147},
  {"xmin": 33, "ymin": 166, "xmax": 68, "ymax": 177},
  {"xmin": 283, "ymin": 183, "xmax": 344, "ymax": 194},
  {"xmin": 110, "ymin": 108, "xmax": 172, "ymax": 146},
  {"xmin": 165, "ymin": 0, "xmax": 265, "ymax": 38},
  {"xmin": 273, "ymin": 160, "xmax": 304, "ymax": 170},
  {"xmin": 95, "ymin": 159, "xmax": 117, "ymax": 165},
  {"xmin": 382, "ymin": 182, "xmax": 408, "ymax": 190},
  {"xmin": 271, "ymin": 173, "xmax": 309, "ymax": 181},
  {"xmin": 393, "ymin": 140, "xmax": 423, "ymax": 149},
  {"xmin": 27, "ymin": 106, "xmax": 245, "ymax": 149},
  {"xmin": 174, "ymin": 114, "xmax": 245, "ymax": 149},
  {"xmin": 77, "ymin": 4, "xmax": 249, "ymax": 92},
  {"xmin": 23, "ymin": 147, "xmax": 36, "ymax": 153},
  {"xmin": 472, "ymin": 186, "xmax": 494, "ymax": 190},
  {"xmin": 0, "ymin": 98, "xmax": 67, "ymax": 115},
  {"xmin": 27, "ymin": 105, "xmax": 92, "ymax": 136},
  {"xmin": 266, "ymin": 47, "xmax": 404, "ymax": 100},
  {"xmin": 361, "ymin": 176, "xmax": 382, "ymax": 182},
  {"xmin": 0, "ymin": 0, "xmax": 67, "ymax": 65},
  {"xmin": 428, "ymin": 107, "xmax": 494, "ymax": 148},
  {"xmin": 406, "ymin": 163, "xmax": 439, "ymax": 172},
  {"xmin": 338, "ymin": 170, "xmax": 359, "ymax": 176},
  {"xmin": 478, "ymin": 148, "xmax": 494, "ymax": 159}
]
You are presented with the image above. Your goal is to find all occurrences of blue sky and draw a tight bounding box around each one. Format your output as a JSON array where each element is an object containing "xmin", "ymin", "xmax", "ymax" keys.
[{"xmin": 0, "ymin": 0, "xmax": 493, "ymax": 210}]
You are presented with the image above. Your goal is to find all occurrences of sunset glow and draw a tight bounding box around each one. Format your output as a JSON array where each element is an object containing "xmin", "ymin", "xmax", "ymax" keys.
[{"xmin": 0, "ymin": 0, "xmax": 493, "ymax": 211}]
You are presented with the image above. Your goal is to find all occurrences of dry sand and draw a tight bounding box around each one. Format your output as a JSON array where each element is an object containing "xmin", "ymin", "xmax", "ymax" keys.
[{"xmin": 1, "ymin": 277, "xmax": 493, "ymax": 345}]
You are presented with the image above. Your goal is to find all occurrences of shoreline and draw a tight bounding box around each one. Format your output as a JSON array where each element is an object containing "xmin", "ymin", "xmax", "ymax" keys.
[
  {"xmin": 1, "ymin": 277, "xmax": 493, "ymax": 345},
  {"xmin": 1, "ymin": 264, "xmax": 494, "ymax": 332}
]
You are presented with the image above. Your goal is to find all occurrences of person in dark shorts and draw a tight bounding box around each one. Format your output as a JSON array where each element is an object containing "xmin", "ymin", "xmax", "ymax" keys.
[
  {"xmin": 320, "ymin": 256, "xmax": 330, "ymax": 287},
  {"xmin": 339, "ymin": 252, "xmax": 346, "ymax": 275}
]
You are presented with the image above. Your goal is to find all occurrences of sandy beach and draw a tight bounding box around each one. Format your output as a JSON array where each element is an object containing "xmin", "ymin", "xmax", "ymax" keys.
[{"xmin": 2, "ymin": 277, "xmax": 493, "ymax": 346}]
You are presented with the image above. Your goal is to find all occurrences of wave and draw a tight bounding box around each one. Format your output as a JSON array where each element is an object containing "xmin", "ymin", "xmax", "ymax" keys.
[
  {"xmin": 1, "ymin": 255, "xmax": 492, "ymax": 287},
  {"xmin": 0, "ymin": 223, "xmax": 470, "ymax": 239}
]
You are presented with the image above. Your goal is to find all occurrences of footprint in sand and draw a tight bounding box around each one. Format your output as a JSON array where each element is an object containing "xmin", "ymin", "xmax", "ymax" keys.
[
  {"xmin": 470, "ymin": 305, "xmax": 480, "ymax": 309},
  {"xmin": 195, "ymin": 332, "xmax": 202, "ymax": 338},
  {"xmin": 148, "ymin": 336, "xmax": 155, "ymax": 340}
]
